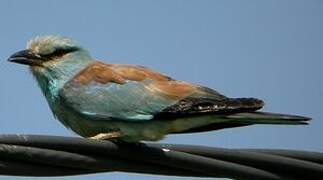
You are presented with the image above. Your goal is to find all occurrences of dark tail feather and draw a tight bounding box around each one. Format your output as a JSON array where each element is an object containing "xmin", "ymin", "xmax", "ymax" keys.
[
  {"xmin": 226, "ymin": 111, "xmax": 311, "ymax": 125},
  {"xmin": 177, "ymin": 112, "xmax": 311, "ymax": 134}
]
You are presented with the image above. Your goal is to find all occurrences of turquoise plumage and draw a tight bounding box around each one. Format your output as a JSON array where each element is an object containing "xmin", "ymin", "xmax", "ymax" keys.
[
  {"xmin": 62, "ymin": 79, "xmax": 174, "ymax": 120},
  {"xmin": 8, "ymin": 35, "xmax": 310, "ymax": 142}
]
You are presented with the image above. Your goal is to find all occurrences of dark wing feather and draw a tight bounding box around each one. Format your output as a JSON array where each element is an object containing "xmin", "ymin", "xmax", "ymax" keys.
[
  {"xmin": 161, "ymin": 97, "xmax": 264, "ymax": 115},
  {"xmin": 156, "ymin": 85, "xmax": 265, "ymax": 118}
]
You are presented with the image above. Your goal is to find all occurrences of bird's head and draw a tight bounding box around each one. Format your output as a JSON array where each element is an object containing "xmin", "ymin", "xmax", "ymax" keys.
[
  {"xmin": 8, "ymin": 35, "xmax": 92, "ymax": 74},
  {"xmin": 8, "ymin": 35, "xmax": 94, "ymax": 96}
]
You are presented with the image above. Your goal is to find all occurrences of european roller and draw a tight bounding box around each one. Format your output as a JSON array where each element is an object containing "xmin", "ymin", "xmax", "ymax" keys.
[{"xmin": 8, "ymin": 35, "xmax": 310, "ymax": 142}]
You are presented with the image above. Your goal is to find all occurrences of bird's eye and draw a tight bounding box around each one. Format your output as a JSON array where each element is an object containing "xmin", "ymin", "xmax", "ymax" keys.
[{"xmin": 42, "ymin": 47, "xmax": 79, "ymax": 59}]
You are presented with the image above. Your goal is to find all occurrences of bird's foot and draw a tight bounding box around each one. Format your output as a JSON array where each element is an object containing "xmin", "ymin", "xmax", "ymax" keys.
[{"xmin": 88, "ymin": 132, "xmax": 123, "ymax": 140}]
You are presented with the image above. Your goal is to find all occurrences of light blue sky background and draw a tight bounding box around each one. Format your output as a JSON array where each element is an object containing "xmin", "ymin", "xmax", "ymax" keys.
[{"xmin": 0, "ymin": 1, "xmax": 322, "ymax": 180}]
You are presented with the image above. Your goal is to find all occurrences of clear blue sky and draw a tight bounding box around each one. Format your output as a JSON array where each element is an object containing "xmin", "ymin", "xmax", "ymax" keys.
[{"xmin": 0, "ymin": 0, "xmax": 322, "ymax": 180}]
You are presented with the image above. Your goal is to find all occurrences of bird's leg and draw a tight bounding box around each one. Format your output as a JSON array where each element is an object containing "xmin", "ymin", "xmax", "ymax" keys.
[{"xmin": 88, "ymin": 131, "xmax": 123, "ymax": 140}]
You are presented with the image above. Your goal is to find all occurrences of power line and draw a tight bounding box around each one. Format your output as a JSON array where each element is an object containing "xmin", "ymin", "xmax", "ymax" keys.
[{"xmin": 0, "ymin": 134, "xmax": 322, "ymax": 179}]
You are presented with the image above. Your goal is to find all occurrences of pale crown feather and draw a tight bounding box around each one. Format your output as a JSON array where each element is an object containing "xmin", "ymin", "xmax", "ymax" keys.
[{"xmin": 27, "ymin": 35, "xmax": 80, "ymax": 55}]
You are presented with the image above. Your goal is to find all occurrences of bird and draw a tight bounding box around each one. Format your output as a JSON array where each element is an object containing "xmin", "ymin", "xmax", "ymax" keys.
[{"xmin": 8, "ymin": 35, "xmax": 310, "ymax": 142}]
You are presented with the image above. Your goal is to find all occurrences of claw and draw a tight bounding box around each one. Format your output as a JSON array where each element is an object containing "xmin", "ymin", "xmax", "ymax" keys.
[{"xmin": 88, "ymin": 132, "xmax": 123, "ymax": 140}]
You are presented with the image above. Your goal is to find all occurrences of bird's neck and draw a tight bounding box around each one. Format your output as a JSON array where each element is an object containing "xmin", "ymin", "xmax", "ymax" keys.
[{"xmin": 30, "ymin": 53, "xmax": 93, "ymax": 103}]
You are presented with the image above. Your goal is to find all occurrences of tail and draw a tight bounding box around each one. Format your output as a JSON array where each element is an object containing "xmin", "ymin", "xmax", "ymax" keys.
[
  {"xmin": 226, "ymin": 111, "xmax": 311, "ymax": 125},
  {"xmin": 178, "ymin": 112, "xmax": 311, "ymax": 134}
]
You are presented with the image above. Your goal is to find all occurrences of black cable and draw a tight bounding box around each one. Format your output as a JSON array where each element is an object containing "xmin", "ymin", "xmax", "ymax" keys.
[
  {"xmin": 0, "ymin": 144, "xmax": 203, "ymax": 177},
  {"xmin": 0, "ymin": 134, "xmax": 322, "ymax": 179},
  {"xmin": 147, "ymin": 143, "xmax": 323, "ymax": 179},
  {"xmin": 0, "ymin": 135, "xmax": 278, "ymax": 179},
  {"xmin": 243, "ymin": 149, "xmax": 323, "ymax": 164},
  {"xmin": 0, "ymin": 160, "xmax": 100, "ymax": 177}
]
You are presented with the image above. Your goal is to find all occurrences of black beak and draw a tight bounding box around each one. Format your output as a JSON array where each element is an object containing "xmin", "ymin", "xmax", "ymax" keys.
[{"xmin": 8, "ymin": 50, "xmax": 43, "ymax": 66}]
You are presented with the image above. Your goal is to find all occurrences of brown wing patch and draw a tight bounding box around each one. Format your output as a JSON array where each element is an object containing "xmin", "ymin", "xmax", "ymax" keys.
[
  {"xmin": 111, "ymin": 64, "xmax": 172, "ymax": 81},
  {"xmin": 73, "ymin": 62, "xmax": 126, "ymax": 85},
  {"xmin": 149, "ymin": 81, "xmax": 196, "ymax": 100},
  {"xmin": 72, "ymin": 61, "xmax": 173, "ymax": 85},
  {"xmin": 72, "ymin": 61, "xmax": 197, "ymax": 101}
]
